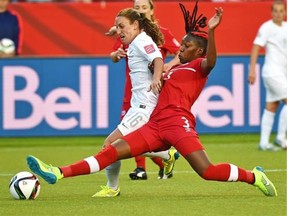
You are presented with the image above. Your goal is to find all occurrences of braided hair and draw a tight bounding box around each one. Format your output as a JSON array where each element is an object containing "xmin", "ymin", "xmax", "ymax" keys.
[{"xmin": 179, "ymin": 1, "xmax": 208, "ymax": 55}]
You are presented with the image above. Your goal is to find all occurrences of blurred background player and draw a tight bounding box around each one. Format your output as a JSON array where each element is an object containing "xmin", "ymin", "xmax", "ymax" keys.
[
  {"xmin": 248, "ymin": 0, "xmax": 287, "ymax": 151},
  {"xmin": 0, "ymin": 0, "xmax": 22, "ymax": 57},
  {"xmin": 106, "ymin": 0, "xmax": 181, "ymax": 180}
]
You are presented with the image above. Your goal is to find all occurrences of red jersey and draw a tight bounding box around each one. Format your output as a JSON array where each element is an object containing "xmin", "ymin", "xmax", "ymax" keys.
[
  {"xmin": 158, "ymin": 26, "xmax": 180, "ymax": 61},
  {"xmin": 112, "ymin": 26, "xmax": 180, "ymax": 111},
  {"xmin": 150, "ymin": 58, "xmax": 208, "ymax": 125}
]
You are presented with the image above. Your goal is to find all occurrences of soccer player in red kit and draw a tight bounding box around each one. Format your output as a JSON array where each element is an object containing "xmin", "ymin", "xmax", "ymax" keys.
[
  {"xmin": 108, "ymin": 0, "xmax": 181, "ymax": 181},
  {"xmin": 26, "ymin": 2, "xmax": 277, "ymax": 197}
]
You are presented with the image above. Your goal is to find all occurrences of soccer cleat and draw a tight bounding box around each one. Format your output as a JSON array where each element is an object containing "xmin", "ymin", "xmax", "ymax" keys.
[
  {"xmin": 252, "ymin": 166, "xmax": 277, "ymax": 197},
  {"xmin": 92, "ymin": 186, "xmax": 120, "ymax": 198},
  {"xmin": 163, "ymin": 149, "xmax": 180, "ymax": 178},
  {"xmin": 129, "ymin": 167, "xmax": 147, "ymax": 180},
  {"xmin": 258, "ymin": 143, "xmax": 280, "ymax": 151},
  {"xmin": 26, "ymin": 155, "xmax": 63, "ymax": 184},
  {"xmin": 274, "ymin": 139, "xmax": 287, "ymax": 149},
  {"xmin": 158, "ymin": 168, "xmax": 173, "ymax": 179}
]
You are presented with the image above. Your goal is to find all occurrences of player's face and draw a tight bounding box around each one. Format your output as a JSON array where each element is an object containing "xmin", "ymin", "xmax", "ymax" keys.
[
  {"xmin": 178, "ymin": 35, "xmax": 202, "ymax": 64},
  {"xmin": 115, "ymin": 16, "xmax": 140, "ymax": 45},
  {"xmin": 0, "ymin": 0, "xmax": 9, "ymax": 11},
  {"xmin": 134, "ymin": 0, "xmax": 154, "ymax": 20},
  {"xmin": 271, "ymin": 3, "xmax": 286, "ymax": 24}
]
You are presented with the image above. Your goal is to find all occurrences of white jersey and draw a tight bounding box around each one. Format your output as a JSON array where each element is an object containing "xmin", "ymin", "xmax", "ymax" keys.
[
  {"xmin": 253, "ymin": 20, "xmax": 287, "ymax": 78},
  {"xmin": 127, "ymin": 32, "xmax": 162, "ymax": 110}
]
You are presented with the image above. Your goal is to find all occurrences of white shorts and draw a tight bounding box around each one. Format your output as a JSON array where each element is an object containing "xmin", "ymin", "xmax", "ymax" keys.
[
  {"xmin": 117, "ymin": 106, "xmax": 154, "ymax": 136},
  {"xmin": 263, "ymin": 75, "xmax": 287, "ymax": 102}
]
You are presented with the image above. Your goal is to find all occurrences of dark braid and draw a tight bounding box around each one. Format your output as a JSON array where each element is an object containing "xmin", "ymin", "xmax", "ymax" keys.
[
  {"xmin": 179, "ymin": 1, "xmax": 208, "ymax": 38},
  {"xmin": 179, "ymin": 1, "xmax": 208, "ymax": 56}
]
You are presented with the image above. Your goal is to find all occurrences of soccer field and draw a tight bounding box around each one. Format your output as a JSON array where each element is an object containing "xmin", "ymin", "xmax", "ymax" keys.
[{"xmin": 0, "ymin": 134, "xmax": 286, "ymax": 216}]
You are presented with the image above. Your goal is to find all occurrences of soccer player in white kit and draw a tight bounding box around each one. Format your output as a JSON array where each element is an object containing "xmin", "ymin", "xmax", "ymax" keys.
[
  {"xmin": 248, "ymin": 0, "xmax": 287, "ymax": 150},
  {"xmin": 92, "ymin": 8, "xmax": 179, "ymax": 197}
]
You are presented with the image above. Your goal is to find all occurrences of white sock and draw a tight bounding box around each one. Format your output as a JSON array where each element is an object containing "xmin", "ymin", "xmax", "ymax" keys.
[
  {"xmin": 259, "ymin": 109, "xmax": 275, "ymax": 147},
  {"xmin": 105, "ymin": 161, "xmax": 121, "ymax": 190},
  {"xmin": 276, "ymin": 105, "xmax": 287, "ymax": 141},
  {"xmin": 142, "ymin": 150, "xmax": 170, "ymax": 160}
]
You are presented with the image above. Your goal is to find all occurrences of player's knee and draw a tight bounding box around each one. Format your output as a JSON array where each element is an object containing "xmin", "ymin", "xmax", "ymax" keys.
[{"xmin": 103, "ymin": 138, "xmax": 112, "ymax": 148}]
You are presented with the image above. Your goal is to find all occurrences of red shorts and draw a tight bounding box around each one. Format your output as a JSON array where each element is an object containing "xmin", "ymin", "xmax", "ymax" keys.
[{"xmin": 122, "ymin": 114, "xmax": 204, "ymax": 157}]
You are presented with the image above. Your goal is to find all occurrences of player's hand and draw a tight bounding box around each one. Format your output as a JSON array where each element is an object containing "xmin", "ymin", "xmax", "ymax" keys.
[
  {"xmin": 105, "ymin": 26, "xmax": 117, "ymax": 36},
  {"xmin": 248, "ymin": 71, "xmax": 256, "ymax": 85},
  {"xmin": 148, "ymin": 78, "xmax": 162, "ymax": 95},
  {"xmin": 115, "ymin": 44, "xmax": 127, "ymax": 60},
  {"xmin": 208, "ymin": 7, "xmax": 223, "ymax": 30}
]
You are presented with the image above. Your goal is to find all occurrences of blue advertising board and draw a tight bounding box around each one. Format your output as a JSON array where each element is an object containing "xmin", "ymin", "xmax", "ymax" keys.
[
  {"xmin": 194, "ymin": 56, "xmax": 265, "ymax": 133},
  {"xmin": 0, "ymin": 57, "xmax": 125, "ymax": 136},
  {"xmin": 0, "ymin": 56, "xmax": 276, "ymax": 137}
]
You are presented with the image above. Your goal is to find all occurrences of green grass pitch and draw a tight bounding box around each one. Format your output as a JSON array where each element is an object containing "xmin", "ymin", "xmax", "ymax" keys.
[{"xmin": 0, "ymin": 134, "xmax": 286, "ymax": 216}]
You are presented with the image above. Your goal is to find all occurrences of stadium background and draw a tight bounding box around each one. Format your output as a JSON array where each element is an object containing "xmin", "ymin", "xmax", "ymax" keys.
[{"xmin": 0, "ymin": 1, "xmax": 284, "ymax": 136}]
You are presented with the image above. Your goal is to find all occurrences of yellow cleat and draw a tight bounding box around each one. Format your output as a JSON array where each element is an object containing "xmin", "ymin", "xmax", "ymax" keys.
[
  {"xmin": 92, "ymin": 186, "xmax": 120, "ymax": 198},
  {"xmin": 253, "ymin": 166, "xmax": 277, "ymax": 197},
  {"xmin": 163, "ymin": 149, "xmax": 180, "ymax": 179},
  {"xmin": 26, "ymin": 155, "xmax": 63, "ymax": 184}
]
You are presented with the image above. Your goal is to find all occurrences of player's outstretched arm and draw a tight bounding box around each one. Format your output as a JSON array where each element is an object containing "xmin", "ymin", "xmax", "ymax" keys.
[{"xmin": 202, "ymin": 7, "xmax": 223, "ymax": 75}]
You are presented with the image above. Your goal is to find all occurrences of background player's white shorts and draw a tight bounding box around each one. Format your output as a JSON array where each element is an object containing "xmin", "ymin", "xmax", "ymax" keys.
[
  {"xmin": 118, "ymin": 107, "xmax": 154, "ymax": 136},
  {"xmin": 263, "ymin": 75, "xmax": 287, "ymax": 102}
]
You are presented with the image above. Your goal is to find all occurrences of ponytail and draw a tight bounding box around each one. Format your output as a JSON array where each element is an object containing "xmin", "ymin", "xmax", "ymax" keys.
[
  {"xmin": 139, "ymin": 13, "xmax": 164, "ymax": 46},
  {"xmin": 117, "ymin": 8, "xmax": 164, "ymax": 46}
]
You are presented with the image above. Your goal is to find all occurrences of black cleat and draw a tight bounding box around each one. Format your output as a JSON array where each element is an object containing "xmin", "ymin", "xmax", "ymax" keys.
[{"xmin": 129, "ymin": 167, "xmax": 148, "ymax": 180}]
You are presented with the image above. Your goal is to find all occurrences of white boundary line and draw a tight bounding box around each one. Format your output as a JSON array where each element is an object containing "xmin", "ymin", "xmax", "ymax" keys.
[{"xmin": 0, "ymin": 169, "xmax": 286, "ymax": 177}]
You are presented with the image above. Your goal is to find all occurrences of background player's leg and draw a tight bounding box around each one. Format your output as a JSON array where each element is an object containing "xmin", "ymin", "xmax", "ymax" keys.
[
  {"xmin": 129, "ymin": 156, "xmax": 147, "ymax": 180},
  {"xmin": 275, "ymin": 104, "xmax": 287, "ymax": 148}
]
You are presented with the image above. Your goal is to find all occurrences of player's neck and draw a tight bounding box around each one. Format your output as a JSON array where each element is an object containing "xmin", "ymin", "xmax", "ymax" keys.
[
  {"xmin": 272, "ymin": 19, "xmax": 283, "ymax": 26},
  {"xmin": 0, "ymin": 9, "xmax": 7, "ymax": 13}
]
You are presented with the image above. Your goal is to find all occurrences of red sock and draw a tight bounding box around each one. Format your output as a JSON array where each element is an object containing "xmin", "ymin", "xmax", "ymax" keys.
[
  {"xmin": 60, "ymin": 145, "xmax": 118, "ymax": 178},
  {"xmin": 151, "ymin": 157, "xmax": 164, "ymax": 169},
  {"xmin": 202, "ymin": 163, "xmax": 254, "ymax": 184},
  {"xmin": 95, "ymin": 145, "xmax": 118, "ymax": 170},
  {"xmin": 135, "ymin": 156, "xmax": 146, "ymax": 169},
  {"xmin": 60, "ymin": 160, "xmax": 90, "ymax": 178}
]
